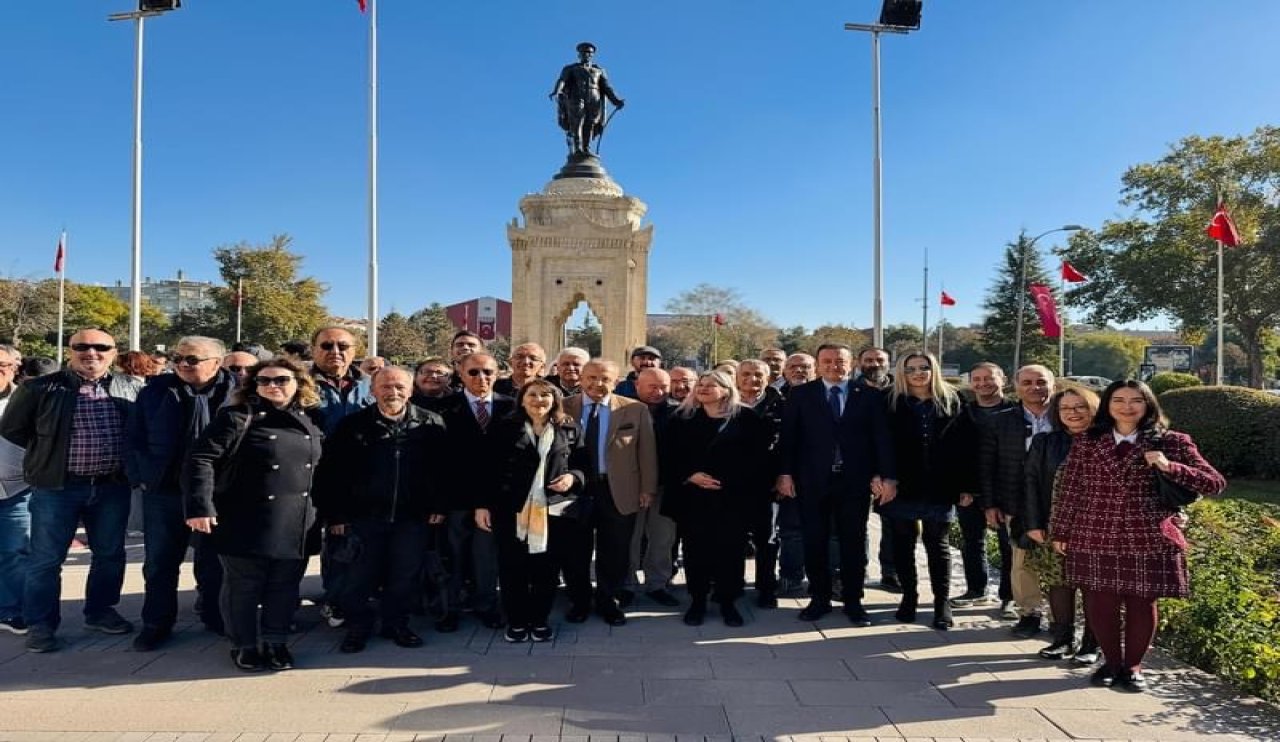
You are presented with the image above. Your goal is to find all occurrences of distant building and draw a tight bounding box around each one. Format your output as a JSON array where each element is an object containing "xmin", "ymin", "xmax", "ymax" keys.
[
  {"xmin": 106, "ymin": 271, "xmax": 214, "ymax": 317},
  {"xmin": 446, "ymin": 297, "xmax": 512, "ymax": 341}
]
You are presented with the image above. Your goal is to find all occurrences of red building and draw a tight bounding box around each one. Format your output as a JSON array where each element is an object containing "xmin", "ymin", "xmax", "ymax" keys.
[{"xmin": 446, "ymin": 296, "xmax": 512, "ymax": 341}]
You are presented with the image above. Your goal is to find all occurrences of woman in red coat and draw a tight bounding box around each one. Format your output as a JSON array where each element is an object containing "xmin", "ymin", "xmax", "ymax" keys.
[{"xmin": 1050, "ymin": 380, "xmax": 1224, "ymax": 692}]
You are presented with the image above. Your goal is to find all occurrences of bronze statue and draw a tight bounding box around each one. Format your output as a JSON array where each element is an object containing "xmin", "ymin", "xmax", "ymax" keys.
[{"xmin": 550, "ymin": 42, "xmax": 625, "ymax": 159}]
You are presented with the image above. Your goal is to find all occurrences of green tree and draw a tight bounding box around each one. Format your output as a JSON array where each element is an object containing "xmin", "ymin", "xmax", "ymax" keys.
[
  {"xmin": 884, "ymin": 323, "xmax": 925, "ymax": 361},
  {"xmin": 981, "ymin": 233, "xmax": 1059, "ymax": 371},
  {"xmin": 774, "ymin": 325, "xmax": 810, "ymax": 354},
  {"xmin": 1069, "ymin": 331, "xmax": 1147, "ymax": 379},
  {"xmin": 209, "ymin": 234, "xmax": 330, "ymax": 351},
  {"xmin": 407, "ymin": 303, "xmax": 455, "ymax": 358},
  {"xmin": 378, "ymin": 311, "xmax": 429, "ymax": 365},
  {"xmin": 0, "ymin": 278, "xmax": 58, "ymax": 347},
  {"xmin": 662, "ymin": 284, "xmax": 777, "ymax": 366},
  {"xmin": 1062, "ymin": 127, "xmax": 1280, "ymax": 387},
  {"xmin": 566, "ymin": 314, "xmax": 603, "ymax": 357},
  {"xmin": 930, "ymin": 322, "xmax": 985, "ymax": 372}
]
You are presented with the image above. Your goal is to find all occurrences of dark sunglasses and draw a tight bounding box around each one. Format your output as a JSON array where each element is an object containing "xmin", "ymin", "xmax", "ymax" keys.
[
  {"xmin": 172, "ymin": 355, "xmax": 215, "ymax": 366},
  {"xmin": 71, "ymin": 343, "xmax": 114, "ymax": 353},
  {"xmin": 225, "ymin": 365, "xmax": 249, "ymax": 373},
  {"xmin": 319, "ymin": 341, "xmax": 352, "ymax": 351},
  {"xmin": 254, "ymin": 375, "xmax": 295, "ymax": 387},
  {"xmin": 466, "ymin": 368, "xmax": 496, "ymax": 377}
]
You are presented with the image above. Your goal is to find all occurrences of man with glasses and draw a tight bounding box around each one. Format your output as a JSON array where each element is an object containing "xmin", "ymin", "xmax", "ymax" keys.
[
  {"xmin": 494, "ymin": 343, "xmax": 546, "ymax": 397},
  {"xmin": 0, "ymin": 329, "xmax": 142, "ymax": 652},
  {"xmin": 126, "ymin": 336, "xmax": 236, "ymax": 650},
  {"xmin": 221, "ymin": 351, "xmax": 258, "ymax": 386},
  {"xmin": 411, "ymin": 359, "xmax": 455, "ymax": 411},
  {"xmin": 437, "ymin": 352, "xmax": 513, "ymax": 631},
  {"xmin": 667, "ymin": 366, "xmax": 697, "ymax": 403},
  {"xmin": 0, "ymin": 344, "xmax": 31, "ymax": 636}
]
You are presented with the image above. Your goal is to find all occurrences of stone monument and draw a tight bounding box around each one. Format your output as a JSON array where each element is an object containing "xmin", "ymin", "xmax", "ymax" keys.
[{"xmin": 508, "ymin": 42, "xmax": 651, "ymax": 363}]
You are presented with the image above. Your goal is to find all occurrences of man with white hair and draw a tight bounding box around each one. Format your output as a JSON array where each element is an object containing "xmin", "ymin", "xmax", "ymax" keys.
[
  {"xmin": 547, "ymin": 347, "xmax": 589, "ymax": 398},
  {"xmin": 127, "ymin": 336, "xmax": 238, "ymax": 650}
]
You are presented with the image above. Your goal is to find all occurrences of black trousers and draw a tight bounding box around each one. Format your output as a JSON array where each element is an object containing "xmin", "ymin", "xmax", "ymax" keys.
[
  {"xmin": 683, "ymin": 503, "xmax": 747, "ymax": 602},
  {"xmin": 446, "ymin": 509, "xmax": 499, "ymax": 614},
  {"xmin": 589, "ymin": 480, "xmax": 636, "ymax": 606},
  {"xmin": 956, "ymin": 502, "xmax": 1012, "ymax": 599},
  {"xmin": 219, "ymin": 554, "xmax": 307, "ymax": 650},
  {"xmin": 493, "ymin": 515, "xmax": 584, "ymax": 627},
  {"xmin": 746, "ymin": 498, "xmax": 778, "ymax": 595},
  {"xmin": 139, "ymin": 490, "xmax": 222, "ymax": 631},
  {"xmin": 887, "ymin": 517, "xmax": 952, "ymax": 601},
  {"xmin": 800, "ymin": 472, "xmax": 871, "ymax": 604},
  {"xmin": 340, "ymin": 519, "xmax": 427, "ymax": 634}
]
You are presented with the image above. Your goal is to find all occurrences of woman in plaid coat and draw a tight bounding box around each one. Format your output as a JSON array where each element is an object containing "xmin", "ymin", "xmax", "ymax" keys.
[{"xmin": 1050, "ymin": 380, "xmax": 1224, "ymax": 693}]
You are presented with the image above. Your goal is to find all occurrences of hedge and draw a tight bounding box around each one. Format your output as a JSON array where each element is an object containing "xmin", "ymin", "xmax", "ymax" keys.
[
  {"xmin": 1160, "ymin": 386, "xmax": 1280, "ymax": 480},
  {"xmin": 1149, "ymin": 371, "xmax": 1202, "ymax": 395},
  {"xmin": 1160, "ymin": 497, "xmax": 1280, "ymax": 703}
]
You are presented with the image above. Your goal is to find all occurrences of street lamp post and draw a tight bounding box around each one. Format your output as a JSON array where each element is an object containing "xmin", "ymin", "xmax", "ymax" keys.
[
  {"xmin": 1012, "ymin": 225, "xmax": 1084, "ymax": 371},
  {"xmin": 109, "ymin": 2, "xmax": 180, "ymax": 351}
]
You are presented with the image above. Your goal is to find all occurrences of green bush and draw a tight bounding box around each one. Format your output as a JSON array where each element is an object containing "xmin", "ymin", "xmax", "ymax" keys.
[
  {"xmin": 1160, "ymin": 497, "xmax": 1280, "ymax": 702},
  {"xmin": 1160, "ymin": 386, "xmax": 1280, "ymax": 479},
  {"xmin": 1149, "ymin": 371, "xmax": 1203, "ymax": 395}
]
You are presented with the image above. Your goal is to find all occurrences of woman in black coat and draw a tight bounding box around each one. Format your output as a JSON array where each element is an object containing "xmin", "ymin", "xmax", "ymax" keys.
[
  {"xmin": 662, "ymin": 370, "xmax": 772, "ymax": 627},
  {"xmin": 879, "ymin": 351, "xmax": 978, "ymax": 630},
  {"xmin": 184, "ymin": 359, "xmax": 324, "ymax": 672},
  {"xmin": 475, "ymin": 379, "xmax": 587, "ymax": 643}
]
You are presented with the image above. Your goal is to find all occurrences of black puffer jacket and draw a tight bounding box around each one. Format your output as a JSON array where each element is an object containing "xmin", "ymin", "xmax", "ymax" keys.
[
  {"xmin": 979, "ymin": 406, "xmax": 1035, "ymax": 538},
  {"xmin": 1022, "ymin": 429, "xmax": 1073, "ymax": 535}
]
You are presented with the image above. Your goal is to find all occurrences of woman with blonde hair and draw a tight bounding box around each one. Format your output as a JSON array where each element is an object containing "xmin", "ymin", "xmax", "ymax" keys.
[
  {"xmin": 879, "ymin": 351, "xmax": 978, "ymax": 630},
  {"xmin": 183, "ymin": 359, "xmax": 324, "ymax": 672}
]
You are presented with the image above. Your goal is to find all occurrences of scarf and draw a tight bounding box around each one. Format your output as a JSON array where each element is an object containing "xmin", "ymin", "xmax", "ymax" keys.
[{"xmin": 515, "ymin": 421, "xmax": 555, "ymax": 554}]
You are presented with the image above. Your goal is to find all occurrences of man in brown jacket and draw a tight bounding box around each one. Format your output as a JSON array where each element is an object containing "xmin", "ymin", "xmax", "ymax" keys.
[{"xmin": 563, "ymin": 359, "xmax": 658, "ymax": 626}]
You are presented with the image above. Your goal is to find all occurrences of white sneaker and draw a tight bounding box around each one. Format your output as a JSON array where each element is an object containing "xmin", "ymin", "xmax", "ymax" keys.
[{"xmin": 999, "ymin": 600, "xmax": 1020, "ymax": 620}]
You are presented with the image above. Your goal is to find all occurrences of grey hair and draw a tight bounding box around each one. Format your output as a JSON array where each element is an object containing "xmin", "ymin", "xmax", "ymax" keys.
[
  {"xmin": 0, "ymin": 344, "xmax": 20, "ymax": 361},
  {"xmin": 557, "ymin": 347, "xmax": 590, "ymax": 363},
  {"xmin": 676, "ymin": 370, "xmax": 741, "ymax": 420},
  {"xmin": 178, "ymin": 336, "xmax": 226, "ymax": 357}
]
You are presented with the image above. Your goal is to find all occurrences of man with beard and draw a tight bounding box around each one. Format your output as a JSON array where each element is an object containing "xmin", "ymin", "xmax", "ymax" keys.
[
  {"xmin": 614, "ymin": 346, "xmax": 662, "ymax": 399},
  {"xmin": 667, "ymin": 366, "xmax": 697, "ymax": 403},
  {"xmin": 761, "ymin": 349, "xmax": 788, "ymax": 391},
  {"xmin": 736, "ymin": 360, "xmax": 785, "ymax": 607}
]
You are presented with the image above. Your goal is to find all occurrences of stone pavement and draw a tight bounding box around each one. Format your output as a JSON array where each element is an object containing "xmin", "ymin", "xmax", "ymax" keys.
[{"xmin": 0, "ymin": 528, "xmax": 1276, "ymax": 742}]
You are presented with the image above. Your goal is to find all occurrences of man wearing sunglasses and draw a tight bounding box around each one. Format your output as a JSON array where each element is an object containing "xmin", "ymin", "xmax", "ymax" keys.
[
  {"xmin": 221, "ymin": 351, "xmax": 258, "ymax": 386},
  {"xmin": 0, "ymin": 329, "xmax": 143, "ymax": 653},
  {"xmin": 436, "ymin": 352, "xmax": 513, "ymax": 632},
  {"xmin": 126, "ymin": 336, "xmax": 236, "ymax": 650}
]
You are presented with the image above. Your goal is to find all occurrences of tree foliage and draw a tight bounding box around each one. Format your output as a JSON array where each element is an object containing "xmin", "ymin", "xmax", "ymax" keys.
[
  {"xmin": 1069, "ymin": 331, "xmax": 1146, "ymax": 379},
  {"xmin": 661, "ymin": 284, "xmax": 777, "ymax": 366},
  {"xmin": 407, "ymin": 303, "xmax": 456, "ymax": 358},
  {"xmin": 1063, "ymin": 127, "xmax": 1280, "ymax": 387},
  {"xmin": 981, "ymin": 232, "xmax": 1059, "ymax": 371},
  {"xmin": 378, "ymin": 311, "xmax": 429, "ymax": 365},
  {"xmin": 208, "ymin": 234, "xmax": 329, "ymax": 352}
]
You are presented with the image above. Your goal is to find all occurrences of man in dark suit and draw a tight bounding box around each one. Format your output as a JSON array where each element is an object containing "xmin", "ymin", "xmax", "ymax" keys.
[
  {"xmin": 776, "ymin": 343, "xmax": 895, "ymax": 625},
  {"xmin": 562, "ymin": 359, "xmax": 658, "ymax": 626},
  {"xmin": 437, "ymin": 352, "xmax": 513, "ymax": 632}
]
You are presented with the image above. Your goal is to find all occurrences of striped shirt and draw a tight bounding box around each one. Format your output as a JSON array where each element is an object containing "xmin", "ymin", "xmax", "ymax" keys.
[{"xmin": 67, "ymin": 376, "xmax": 124, "ymax": 477}]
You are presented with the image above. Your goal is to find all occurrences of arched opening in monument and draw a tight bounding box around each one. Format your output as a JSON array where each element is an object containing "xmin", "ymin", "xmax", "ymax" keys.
[{"xmin": 559, "ymin": 298, "xmax": 603, "ymax": 357}]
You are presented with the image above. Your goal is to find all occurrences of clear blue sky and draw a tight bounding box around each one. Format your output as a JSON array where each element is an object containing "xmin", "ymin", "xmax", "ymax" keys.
[{"xmin": 3, "ymin": 1, "xmax": 1277, "ymax": 333}]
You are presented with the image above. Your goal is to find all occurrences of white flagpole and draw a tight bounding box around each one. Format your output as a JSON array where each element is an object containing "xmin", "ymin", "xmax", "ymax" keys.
[
  {"xmin": 936, "ymin": 295, "xmax": 944, "ymax": 363},
  {"xmin": 365, "ymin": 0, "xmax": 380, "ymax": 355},
  {"xmin": 1216, "ymin": 238, "xmax": 1224, "ymax": 385},
  {"xmin": 1058, "ymin": 269, "xmax": 1067, "ymax": 377},
  {"xmin": 56, "ymin": 230, "xmax": 67, "ymax": 365}
]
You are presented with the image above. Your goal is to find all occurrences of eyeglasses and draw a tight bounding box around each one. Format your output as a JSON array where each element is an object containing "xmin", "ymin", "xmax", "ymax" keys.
[
  {"xmin": 224, "ymin": 365, "xmax": 249, "ymax": 373},
  {"xmin": 318, "ymin": 341, "xmax": 352, "ymax": 351},
  {"xmin": 904, "ymin": 365, "xmax": 932, "ymax": 373},
  {"xmin": 1060, "ymin": 404, "xmax": 1091, "ymax": 414},
  {"xmin": 511, "ymin": 354, "xmax": 544, "ymax": 363},
  {"xmin": 71, "ymin": 343, "xmax": 114, "ymax": 353},
  {"xmin": 254, "ymin": 375, "xmax": 295, "ymax": 387},
  {"xmin": 466, "ymin": 368, "xmax": 496, "ymax": 377},
  {"xmin": 418, "ymin": 369, "xmax": 450, "ymax": 378},
  {"xmin": 173, "ymin": 355, "xmax": 215, "ymax": 366}
]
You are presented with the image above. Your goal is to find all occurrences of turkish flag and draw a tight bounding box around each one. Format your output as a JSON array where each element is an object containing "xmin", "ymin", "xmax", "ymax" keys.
[
  {"xmin": 1061, "ymin": 260, "xmax": 1087, "ymax": 283},
  {"xmin": 1029, "ymin": 283, "xmax": 1061, "ymax": 338},
  {"xmin": 940, "ymin": 291, "xmax": 956, "ymax": 306},
  {"xmin": 713, "ymin": 313, "xmax": 726, "ymax": 326},
  {"xmin": 1206, "ymin": 202, "xmax": 1241, "ymax": 247},
  {"xmin": 54, "ymin": 234, "xmax": 65, "ymax": 273},
  {"xmin": 356, "ymin": 0, "xmax": 367, "ymax": 11}
]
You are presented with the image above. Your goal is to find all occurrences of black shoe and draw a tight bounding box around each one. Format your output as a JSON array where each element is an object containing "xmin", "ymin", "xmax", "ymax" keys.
[
  {"xmin": 380, "ymin": 625, "xmax": 423, "ymax": 648},
  {"xmin": 84, "ymin": 608, "xmax": 134, "ymax": 635},
  {"xmin": 596, "ymin": 603, "xmax": 627, "ymax": 627},
  {"xmin": 755, "ymin": 591, "xmax": 778, "ymax": 609},
  {"xmin": 131, "ymin": 625, "xmax": 172, "ymax": 652},
  {"xmin": 683, "ymin": 601, "xmax": 706, "ymax": 626},
  {"xmin": 0, "ymin": 616, "xmax": 29, "ymax": 635},
  {"xmin": 262, "ymin": 642, "xmax": 294, "ymax": 670},
  {"xmin": 798, "ymin": 600, "xmax": 833, "ymax": 621},
  {"xmin": 1073, "ymin": 634, "xmax": 1101, "ymax": 665},
  {"xmin": 477, "ymin": 610, "xmax": 506, "ymax": 630},
  {"xmin": 339, "ymin": 632, "xmax": 369, "ymax": 653},
  {"xmin": 844, "ymin": 604, "xmax": 873, "ymax": 628},
  {"xmin": 1115, "ymin": 668, "xmax": 1147, "ymax": 693},
  {"xmin": 894, "ymin": 595, "xmax": 919, "ymax": 623},
  {"xmin": 434, "ymin": 612, "xmax": 460, "ymax": 633},
  {"xmin": 25, "ymin": 630, "xmax": 58, "ymax": 654},
  {"xmin": 616, "ymin": 589, "xmax": 635, "ymax": 608},
  {"xmin": 565, "ymin": 604, "xmax": 590, "ymax": 623},
  {"xmin": 1038, "ymin": 628, "xmax": 1078, "ymax": 660},
  {"xmin": 231, "ymin": 647, "xmax": 265, "ymax": 672},
  {"xmin": 503, "ymin": 626, "xmax": 529, "ymax": 643},
  {"xmin": 932, "ymin": 600, "xmax": 954, "ymax": 631},
  {"xmin": 530, "ymin": 625, "xmax": 554, "ymax": 642},
  {"xmin": 1090, "ymin": 665, "xmax": 1117, "ymax": 687},
  {"xmin": 646, "ymin": 589, "xmax": 680, "ymax": 607},
  {"xmin": 879, "ymin": 574, "xmax": 903, "ymax": 593},
  {"xmin": 720, "ymin": 601, "xmax": 744, "ymax": 627},
  {"xmin": 1011, "ymin": 615, "xmax": 1043, "ymax": 639}
]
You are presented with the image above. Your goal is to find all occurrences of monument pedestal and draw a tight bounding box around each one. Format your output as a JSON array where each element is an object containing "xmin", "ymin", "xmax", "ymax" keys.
[{"xmin": 508, "ymin": 171, "xmax": 652, "ymax": 364}]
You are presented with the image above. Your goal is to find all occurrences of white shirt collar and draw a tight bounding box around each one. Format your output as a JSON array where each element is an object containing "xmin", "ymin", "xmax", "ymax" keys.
[
  {"xmin": 463, "ymin": 389, "xmax": 491, "ymax": 406},
  {"xmin": 1113, "ymin": 429, "xmax": 1139, "ymax": 444}
]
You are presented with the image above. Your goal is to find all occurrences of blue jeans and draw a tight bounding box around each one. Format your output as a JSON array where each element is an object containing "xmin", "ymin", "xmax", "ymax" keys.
[
  {"xmin": 24, "ymin": 481, "xmax": 131, "ymax": 632},
  {"xmin": 0, "ymin": 493, "xmax": 32, "ymax": 619}
]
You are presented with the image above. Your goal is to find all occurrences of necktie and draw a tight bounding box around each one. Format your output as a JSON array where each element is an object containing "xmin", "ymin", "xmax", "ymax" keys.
[
  {"xmin": 474, "ymin": 399, "xmax": 490, "ymax": 430},
  {"xmin": 828, "ymin": 385, "xmax": 843, "ymax": 420},
  {"xmin": 584, "ymin": 402, "xmax": 601, "ymax": 477}
]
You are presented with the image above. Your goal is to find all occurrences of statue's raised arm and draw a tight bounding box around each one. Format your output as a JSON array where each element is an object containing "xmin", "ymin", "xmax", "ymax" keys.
[{"xmin": 551, "ymin": 42, "xmax": 625, "ymax": 160}]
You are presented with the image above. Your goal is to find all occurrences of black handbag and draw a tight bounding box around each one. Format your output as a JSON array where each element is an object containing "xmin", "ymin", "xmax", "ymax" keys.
[{"xmin": 1146, "ymin": 430, "xmax": 1202, "ymax": 509}]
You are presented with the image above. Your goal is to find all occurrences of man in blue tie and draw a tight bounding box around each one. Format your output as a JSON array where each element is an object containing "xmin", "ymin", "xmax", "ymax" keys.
[{"xmin": 776, "ymin": 344, "xmax": 896, "ymax": 625}]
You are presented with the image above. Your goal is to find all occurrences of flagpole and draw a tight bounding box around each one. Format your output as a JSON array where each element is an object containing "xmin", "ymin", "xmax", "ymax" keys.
[
  {"xmin": 921, "ymin": 247, "xmax": 928, "ymax": 342},
  {"xmin": 365, "ymin": 0, "xmax": 380, "ymax": 355},
  {"xmin": 235, "ymin": 277, "xmax": 243, "ymax": 344},
  {"xmin": 936, "ymin": 294, "xmax": 944, "ymax": 363},
  {"xmin": 1058, "ymin": 270, "xmax": 1066, "ymax": 377},
  {"xmin": 1216, "ymin": 238, "xmax": 1224, "ymax": 385},
  {"xmin": 56, "ymin": 230, "xmax": 67, "ymax": 366}
]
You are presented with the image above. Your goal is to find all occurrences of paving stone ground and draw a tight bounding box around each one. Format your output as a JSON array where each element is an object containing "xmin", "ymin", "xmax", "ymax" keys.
[{"xmin": 0, "ymin": 522, "xmax": 1275, "ymax": 742}]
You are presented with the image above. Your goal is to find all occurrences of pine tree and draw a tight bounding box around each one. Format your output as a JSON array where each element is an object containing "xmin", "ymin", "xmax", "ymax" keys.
[{"xmin": 981, "ymin": 232, "xmax": 1059, "ymax": 372}]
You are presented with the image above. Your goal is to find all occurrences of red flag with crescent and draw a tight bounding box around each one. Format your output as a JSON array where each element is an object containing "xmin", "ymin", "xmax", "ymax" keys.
[
  {"xmin": 1028, "ymin": 284, "xmax": 1061, "ymax": 338},
  {"xmin": 1206, "ymin": 201, "xmax": 1241, "ymax": 247},
  {"xmin": 940, "ymin": 291, "xmax": 956, "ymax": 306},
  {"xmin": 54, "ymin": 234, "xmax": 65, "ymax": 273},
  {"xmin": 1061, "ymin": 260, "xmax": 1087, "ymax": 283}
]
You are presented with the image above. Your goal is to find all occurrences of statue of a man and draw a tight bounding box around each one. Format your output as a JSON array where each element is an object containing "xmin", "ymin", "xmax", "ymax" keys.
[{"xmin": 550, "ymin": 42, "xmax": 625, "ymax": 158}]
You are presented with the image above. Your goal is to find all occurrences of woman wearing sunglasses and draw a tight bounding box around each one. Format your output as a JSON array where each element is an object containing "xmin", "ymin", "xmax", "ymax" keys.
[
  {"xmin": 182, "ymin": 359, "xmax": 325, "ymax": 673},
  {"xmin": 878, "ymin": 351, "xmax": 978, "ymax": 630}
]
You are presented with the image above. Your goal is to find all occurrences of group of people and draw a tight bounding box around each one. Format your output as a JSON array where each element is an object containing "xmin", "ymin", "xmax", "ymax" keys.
[{"xmin": 0, "ymin": 328, "xmax": 1224, "ymax": 691}]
